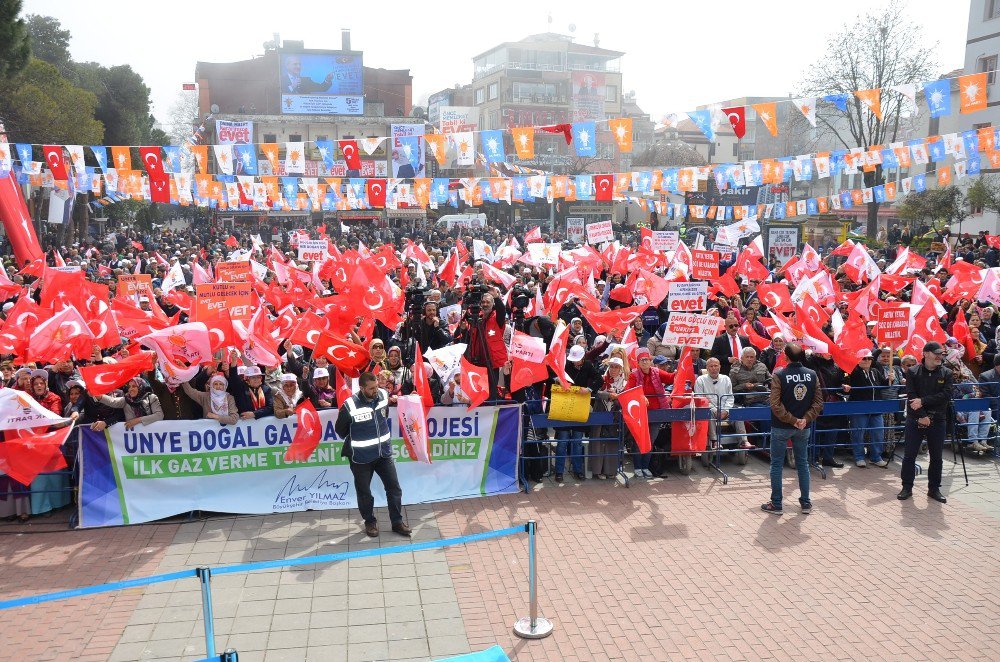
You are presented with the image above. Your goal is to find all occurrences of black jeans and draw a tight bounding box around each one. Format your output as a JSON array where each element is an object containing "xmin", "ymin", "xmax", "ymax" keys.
[
  {"xmin": 349, "ymin": 456, "xmax": 404, "ymax": 525},
  {"xmin": 901, "ymin": 417, "xmax": 946, "ymax": 491}
]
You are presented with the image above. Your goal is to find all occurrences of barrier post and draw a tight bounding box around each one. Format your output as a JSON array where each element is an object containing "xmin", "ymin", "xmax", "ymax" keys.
[
  {"xmin": 196, "ymin": 567, "xmax": 217, "ymax": 658},
  {"xmin": 513, "ymin": 520, "xmax": 553, "ymax": 639}
]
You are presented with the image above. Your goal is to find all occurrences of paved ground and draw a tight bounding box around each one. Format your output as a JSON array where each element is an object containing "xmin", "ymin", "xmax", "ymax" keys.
[{"xmin": 1, "ymin": 450, "xmax": 998, "ymax": 661}]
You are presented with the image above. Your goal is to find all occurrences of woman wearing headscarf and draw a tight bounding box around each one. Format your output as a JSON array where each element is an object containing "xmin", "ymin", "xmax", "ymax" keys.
[
  {"xmin": 27, "ymin": 370, "xmax": 71, "ymax": 516},
  {"xmin": 367, "ymin": 339, "xmax": 388, "ymax": 373},
  {"xmin": 181, "ymin": 374, "xmax": 238, "ymax": 425},
  {"xmin": 98, "ymin": 377, "xmax": 165, "ymax": 429},
  {"xmin": 591, "ymin": 357, "xmax": 627, "ymax": 480},
  {"xmin": 273, "ymin": 373, "xmax": 304, "ymax": 419}
]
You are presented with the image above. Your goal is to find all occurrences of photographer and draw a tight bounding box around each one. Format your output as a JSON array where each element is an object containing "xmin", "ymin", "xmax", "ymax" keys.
[{"xmin": 456, "ymin": 287, "xmax": 507, "ymax": 400}]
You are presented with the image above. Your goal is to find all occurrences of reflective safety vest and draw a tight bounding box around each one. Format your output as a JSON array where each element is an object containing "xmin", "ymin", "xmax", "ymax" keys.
[{"xmin": 344, "ymin": 388, "xmax": 392, "ymax": 464}]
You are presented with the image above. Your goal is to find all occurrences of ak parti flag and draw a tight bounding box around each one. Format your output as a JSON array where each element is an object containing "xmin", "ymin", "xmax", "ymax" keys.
[
  {"xmin": 959, "ymin": 72, "xmax": 988, "ymax": 114},
  {"xmin": 617, "ymin": 386, "xmax": 651, "ymax": 454},
  {"xmin": 510, "ymin": 127, "xmax": 535, "ymax": 159},
  {"xmin": 460, "ymin": 356, "xmax": 490, "ymax": 410},
  {"xmin": 397, "ymin": 394, "xmax": 432, "ymax": 463},
  {"xmin": 0, "ymin": 425, "xmax": 73, "ymax": 486},
  {"xmin": 752, "ymin": 102, "xmax": 779, "ymax": 136},
  {"xmin": 284, "ymin": 400, "xmax": 322, "ymax": 462},
  {"xmin": 854, "ymin": 88, "xmax": 883, "ymax": 120},
  {"xmin": 608, "ymin": 117, "xmax": 633, "ymax": 152}
]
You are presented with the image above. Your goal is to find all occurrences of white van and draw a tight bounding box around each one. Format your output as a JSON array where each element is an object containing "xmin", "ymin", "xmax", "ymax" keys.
[{"xmin": 436, "ymin": 213, "xmax": 487, "ymax": 230}]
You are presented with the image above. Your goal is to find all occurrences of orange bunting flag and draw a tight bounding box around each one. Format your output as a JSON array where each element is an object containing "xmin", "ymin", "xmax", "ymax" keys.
[
  {"xmin": 110, "ymin": 146, "xmax": 132, "ymax": 171},
  {"xmin": 938, "ymin": 165, "xmax": 952, "ymax": 187},
  {"xmin": 511, "ymin": 127, "xmax": 535, "ymax": 159},
  {"xmin": 424, "ymin": 134, "xmax": 448, "ymax": 165},
  {"xmin": 260, "ymin": 143, "xmax": 280, "ymax": 172},
  {"xmin": 190, "ymin": 145, "xmax": 209, "ymax": 174},
  {"xmin": 608, "ymin": 117, "xmax": 633, "ymax": 152},
  {"xmin": 854, "ymin": 88, "xmax": 882, "ymax": 120},
  {"xmin": 752, "ymin": 102, "xmax": 778, "ymax": 136},
  {"xmin": 959, "ymin": 72, "xmax": 988, "ymax": 114}
]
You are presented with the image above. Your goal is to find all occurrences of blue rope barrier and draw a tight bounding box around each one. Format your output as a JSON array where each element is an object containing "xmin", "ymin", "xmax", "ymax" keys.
[{"xmin": 0, "ymin": 525, "xmax": 525, "ymax": 611}]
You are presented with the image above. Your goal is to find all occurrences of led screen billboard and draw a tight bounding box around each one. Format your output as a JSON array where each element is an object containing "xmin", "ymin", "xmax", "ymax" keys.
[{"xmin": 278, "ymin": 52, "xmax": 363, "ymax": 115}]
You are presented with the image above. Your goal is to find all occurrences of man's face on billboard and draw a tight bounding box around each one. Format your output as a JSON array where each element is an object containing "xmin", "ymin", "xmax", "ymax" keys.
[{"xmin": 285, "ymin": 57, "xmax": 301, "ymax": 77}]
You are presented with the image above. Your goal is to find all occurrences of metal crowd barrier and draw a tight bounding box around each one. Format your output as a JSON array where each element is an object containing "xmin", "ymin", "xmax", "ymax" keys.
[{"xmin": 0, "ymin": 520, "xmax": 553, "ymax": 657}]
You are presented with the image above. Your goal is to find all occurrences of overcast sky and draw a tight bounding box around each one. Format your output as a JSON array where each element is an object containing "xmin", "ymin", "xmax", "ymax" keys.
[{"xmin": 22, "ymin": 0, "xmax": 970, "ymax": 127}]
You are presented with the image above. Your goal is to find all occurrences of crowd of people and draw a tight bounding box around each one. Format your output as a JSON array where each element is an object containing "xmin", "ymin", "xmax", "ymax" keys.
[{"xmin": 1, "ymin": 212, "xmax": 998, "ymax": 522}]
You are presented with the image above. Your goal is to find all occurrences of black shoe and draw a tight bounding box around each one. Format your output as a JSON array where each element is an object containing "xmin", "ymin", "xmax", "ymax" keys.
[
  {"xmin": 927, "ymin": 490, "xmax": 947, "ymax": 504},
  {"xmin": 554, "ymin": 473, "xmax": 563, "ymax": 483},
  {"xmin": 897, "ymin": 488, "xmax": 912, "ymax": 501},
  {"xmin": 800, "ymin": 501, "xmax": 813, "ymax": 514},
  {"xmin": 573, "ymin": 471, "xmax": 586, "ymax": 480},
  {"xmin": 760, "ymin": 501, "xmax": 783, "ymax": 514},
  {"xmin": 391, "ymin": 522, "xmax": 412, "ymax": 537},
  {"xmin": 821, "ymin": 459, "xmax": 845, "ymax": 468}
]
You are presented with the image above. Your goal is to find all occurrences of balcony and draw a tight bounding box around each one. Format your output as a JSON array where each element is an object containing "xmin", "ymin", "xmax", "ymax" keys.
[{"xmin": 504, "ymin": 93, "xmax": 568, "ymax": 105}]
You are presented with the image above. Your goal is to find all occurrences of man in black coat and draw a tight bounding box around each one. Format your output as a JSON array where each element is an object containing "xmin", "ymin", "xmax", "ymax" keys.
[{"xmin": 711, "ymin": 318, "xmax": 750, "ymax": 376}]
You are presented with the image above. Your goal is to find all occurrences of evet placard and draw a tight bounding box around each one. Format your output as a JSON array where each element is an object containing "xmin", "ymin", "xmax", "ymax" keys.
[
  {"xmin": 691, "ymin": 250, "xmax": 720, "ymax": 280},
  {"xmin": 297, "ymin": 239, "xmax": 329, "ymax": 262},
  {"xmin": 667, "ymin": 282, "xmax": 708, "ymax": 312},
  {"xmin": 661, "ymin": 313, "xmax": 724, "ymax": 349}
]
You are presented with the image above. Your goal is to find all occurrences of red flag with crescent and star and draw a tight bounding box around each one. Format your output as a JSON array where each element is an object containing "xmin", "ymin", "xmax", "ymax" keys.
[
  {"xmin": 617, "ymin": 385, "xmax": 651, "ymax": 454},
  {"xmin": 313, "ymin": 331, "xmax": 370, "ymax": 378},
  {"xmin": 594, "ymin": 174, "xmax": 614, "ymax": 202},
  {"xmin": 0, "ymin": 425, "xmax": 73, "ymax": 486},
  {"xmin": 42, "ymin": 146, "xmax": 68, "ymax": 180},
  {"xmin": 284, "ymin": 400, "xmax": 322, "ymax": 462},
  {"xmin": 721, "ymin": 107, "xmax": 746, "ymax": 139},
  {"xmin": 460, "ymin": 356, "xmax": 490, "ymax": 410},
  {"xmin": 339, "ymin": 140, "xmax": 361, "ymax": 170},
  {"xmin": 79, "ymin": 351, "xmax": 156, "ymax": 397},
  {"xmin": 366, "ymin": 179, "xmax": 387, "ymax": 208},
  {"xmin": 27, "ymin": 305, "xmax": 96, "ymax": 364}
]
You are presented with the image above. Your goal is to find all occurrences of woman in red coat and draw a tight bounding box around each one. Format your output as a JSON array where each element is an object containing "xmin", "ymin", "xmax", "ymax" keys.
[
  {"xmin": 28, "ymin": 370, "xmax": 70, "ymax": 517},
  {"xmin": 625, "ymin": 349, "xmax": 675, "ymax": 478}
]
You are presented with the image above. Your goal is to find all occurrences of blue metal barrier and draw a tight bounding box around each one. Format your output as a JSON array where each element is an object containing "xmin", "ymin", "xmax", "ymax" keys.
[{"xmin": 0, "ymin": 521, "xmax": 552, "ymax": 655}]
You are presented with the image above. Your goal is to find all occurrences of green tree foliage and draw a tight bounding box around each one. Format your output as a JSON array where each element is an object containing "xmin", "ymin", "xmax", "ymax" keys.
[
  {"xmin": 24, "ymin": 13, "xmax": 70, "ymax": 73},
  {"xmin": 967, "ymin": 176, "xmax": 1000, "ymax": 216},
  {"xmin": 897, "ymin": 186, "xmax": 968, "ymax": 228},
  {"xmin": 0, "ymin": 58, "xmax": 103, "ymax": 144},
  {"xmin": 72, "ymin": 62, "xmax": 160, "ymax": 146},
  {"xmin": 0, "ymin": 0, "xmax": 30, "ymax": 80}
]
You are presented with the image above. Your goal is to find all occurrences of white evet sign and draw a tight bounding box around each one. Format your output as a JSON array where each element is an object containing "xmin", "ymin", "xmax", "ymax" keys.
[
  {"xmin": 661, "ymin": 313, "xmax": 724, "ymax": 349},
  {"xmin": 651, "ymin": 230, "xmax": 679, "ymax": 252},
  {"xmin": 585, "ymin": 220, "xmax": 614, "ymax": 245},
  {"xmin": 667, "ymin": 281, "xmax": 708, "ymax": 312},
  {"xmin": 297, "ymin": 239, "xmax": 329, "ymax": 262}
]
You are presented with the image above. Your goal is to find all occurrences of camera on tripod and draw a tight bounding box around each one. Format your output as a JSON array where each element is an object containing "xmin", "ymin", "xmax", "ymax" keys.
[
  {"xmin": 404, "ymin": 285, "xmax": 428, "ymax": 317},
  {"xmin": 462, "ymin": 282, "xmax": 491, "ymax": 319}
]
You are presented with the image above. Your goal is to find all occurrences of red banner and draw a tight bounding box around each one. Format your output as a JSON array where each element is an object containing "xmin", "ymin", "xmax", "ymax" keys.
[
  {"xmin": 876, "ymin": 303, "xmax": 909, "ymax": 348},
  {"xmin": 691, "ymin": 250, "xmax": 720, "ymax": 280}
]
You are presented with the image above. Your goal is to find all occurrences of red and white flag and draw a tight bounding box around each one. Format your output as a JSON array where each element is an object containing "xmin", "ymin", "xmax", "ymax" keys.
[
  {"xmin": 524, "ymin": 226, "xmax": 542, "ymax": 243},
  {"xmin": 460, "ymin": 356, "xmax": 490, "ymax": 410},
  {"xmin": 139, "ymin": 322, "xmax": 213, "ymax": 382},
  {"xmin": 0, "ymin": 388, "xmax": 71, "ymax": 429},
  {"xmin": 543, "ymin": 321, "xmax": 573, "ymax": 388},
  {"xmin": 0, "ymin": 425, "xmax": 73, "ymax": 486},
  {"xmin": 28, "ymin": 305, "xmax": 96, "ymax": 363},
  {"xmin": 617, "ymin": 386, "xmax": 651, "ymax": 454},
  {"xmin": 284, "ymin": 400, "xmax": 322, "ymax": 462},
  {"xmin": 78, "ymin": 351, "xmax": 156, "ymax": 397}
]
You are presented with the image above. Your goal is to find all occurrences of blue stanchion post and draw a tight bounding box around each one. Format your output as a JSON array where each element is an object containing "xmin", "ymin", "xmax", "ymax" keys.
[
  {"xmin": 513, "ymin": 519, "xmax": 552, "ymax": 639},
  {"xmin": 197, "ymin": 567, "xmax": 217, "ymax": 659}
]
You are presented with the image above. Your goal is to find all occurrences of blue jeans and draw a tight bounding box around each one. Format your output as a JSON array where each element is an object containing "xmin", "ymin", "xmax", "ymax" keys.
[
  {"xmin": 555, "ymin": 428, "xmax": 584, "ymax": 475},
  {"xmin": 849, "ymin": 412, "xmax": 884, "ymax": 462},
  {"xmin": 962, "ymin": 411, "xmax": 993, "ymax": 444},
  {"xmin": 769, "ymin": 425, "xmax": 810, "ymax": 509}
]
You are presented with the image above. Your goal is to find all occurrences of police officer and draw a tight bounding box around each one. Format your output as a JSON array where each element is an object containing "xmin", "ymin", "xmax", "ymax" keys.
[
  {"xmin": 334, "ymin": 372, "xmax": 412, "ymax": 537},
  {"xmin": 898, "ymin": 341, "xmax": 953, "ymax": 504},
  {"xmin": 762, "ymin": 342, "xmax": 824, "ymax": 515}
]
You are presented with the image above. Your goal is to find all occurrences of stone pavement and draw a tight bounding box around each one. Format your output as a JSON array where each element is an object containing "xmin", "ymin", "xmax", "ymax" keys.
[{"xmin": 1, "ymin": 451, "xmax": 998, "ymax": 661}]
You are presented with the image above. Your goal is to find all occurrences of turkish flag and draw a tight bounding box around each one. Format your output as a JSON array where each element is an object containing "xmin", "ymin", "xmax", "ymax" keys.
[
  {"xmin": 339, "ymin": 140, "xmax": 361, "ymax": 170},
  {"xmin": 953, "ymin": 307, "xmax": 978, "ymax": 359},
  {"xmin": 543, "ymin": 322, "xmax": 573, "ymax": 388},
  {"xmin": 831, "ymin": 239, "xmax": 855, "ymax": 257},
  {"xmin": 366, "ymin": 179, "xmax": 387, "ymax": 208},
  {"xmin": 88, "ymin": 306, "xmax": 123, "ymax": 350},
  {"xmin": 460, "ymin": 356, "xmax": 490, "ymax": 410},
  {"xmin": 636, "ymin": 268, "xmax": 670, "ymax": 307},
  {"xmin": 225, "ymin": 235, "xmax": 240, "ymax": 248},
  {"xmin": 830, "ymin": 312, "xmax": 872, "ymax": 374},
  {"xmin": 437, "ymin": 249, "xmax": 460, "ymax": 288},
  {"xmin": 742, "ymin": 321, "xmax": 772, "ymax": 351},
  {"xmin": 335, "ymin": 369, "xmax": 354, "ymax": 408},
  {"xmin": 372, "ymin": 244, "xmax": 402, "ymax": 273},
  {"xmin": 509, "ymin": 357, "xmax": 549, "ymax": 393},
  {"xmin": 0, "ymin": 425, "xmax": 72, "ymax": 485},
  {"xmin": 349, "ymin": 259, "xmax": 404, "ymax": 328},
  {"xmin": 271, "ymin": 304, "xmax": 298, "ymax": 340},
  {"xmin": 289, "ymin": 309, "xmax": 329, "ymax": 348},
  {"xmin": 0, "ymin": 296, "xmax": 48, "ymax": 356},
  {"xmin": 795, "ymin": 294, "xmax": 829, "ymax": 329},
  {"xmin": 583, "ymin": 305, "xmax": 647, "ymax": 335},
  {"xmin": 314, "ymin": 331, "xmax": 370, "ymax": 378},
  {"xmin": 239, "ymin": 305, "xmax": 282, "ymax": 367},
  {"xmin": 284, "ymin": 400, "xmax": 322, "ymax": 462},
  {"xmin": 757, "ymin": 283, "xmax": 793, "ymax": 313},
  {"xmin": 149, "ymin": 174, "xmax": 170, "ymax": 203},
  {"xmin": 413, "ymin": 343, "xmax": 435, "ymax": 411},
  {"xmin": 43, "ymin": 145, "xmax": 69, "ymax": 180},
  {"xmin": 41, "ymin": 266, "xmax": 86, "ymax": 310},
  {"xmin": 672, "ymin": 347, "xmax": 696, "ymax": 400},
  {"xmin": 28, "ymin": 305, "xmax": 96, "ymax": 363},
  {"xmin": 722, "ymin": 106, "xmax": 746, "ymax": 139},
  {"xmin": 594, "ymin": 174, "xmax": 614, "ymax": 201},
  {"xmin": 139, "ymin": 147, "xmax": 164, "ymax": 177},
  {"xmin": 131, "ymin": 241, "xmax": 144, "ymax": 251},
  {"xmin": 617, "ymin": 386, "xmax": 651, "ymax": 453},
  {"xmin": 525, "ymin": 226, "xmax": 542, "ymax": 243},
  {"xmin": 79, "ymin": 351, "xmax": 156, "ymax": 396}
]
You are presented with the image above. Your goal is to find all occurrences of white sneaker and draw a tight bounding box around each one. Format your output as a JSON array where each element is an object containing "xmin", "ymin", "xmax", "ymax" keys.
[
  {"xmin": 633, "ymin": 471, "xmax": 644, "ymax": 480},
  {"xmin": 643, "ymin": 469, "xmax": 653, "ymax": 478},
  {"xmin": 873, "ymin": 459, "xmax": 889, "ymax": 468},
  {"xmin": 856, "ymin": 460, "xmax": 867, "ymax": 468}
]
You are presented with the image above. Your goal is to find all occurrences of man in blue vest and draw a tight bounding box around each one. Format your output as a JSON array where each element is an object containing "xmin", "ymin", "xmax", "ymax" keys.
[
  {"xmin": 762, "ymin": 342, "xmax": 824, "ymax": 515},
  {"xmin": 334, "ymin": 372, "xmax": 411, "ymax": 538}
]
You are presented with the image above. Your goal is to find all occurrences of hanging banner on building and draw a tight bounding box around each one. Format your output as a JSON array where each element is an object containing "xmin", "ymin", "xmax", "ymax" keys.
[
  {"xmin": 439, "ymin": 107, "xmax": 480, "ymax": 134},
  {"xmin": 767, "ymin": 226, "xmax": 799, "ymax": 266},
  {"xmin": 77, "ymin": 405, "xmax": 521, "ymax": 527},
  {"xmin": 667, "ymin": 281, "xmax": 708, "ymax": 312},
  {"xmin": 297, "ymin": 239, "xmax": 329, "ymax": 262},
  {"xmin": 651, "ymin": 231, "xmax": 679, "ymax": 252},
  {"xmin": 390, "ymin": 124, "xmax": 426, "ymax": 178},
  {"xmin": 566, "ymin": 217, "xmax": 585, "ymax": 243},
  {"xmin": 691, "ymin": 250, "xmax": 720, "ymax": 280},
  {"xmin": 278, "ymin": 52, "xmax": 364, "ymax": 115},
  {"xmin": 876, "ymin": 304, "xmax": 909, "ymax": 348},
  {"xmin": 586, "ymin": 219, "xmax": 614, "ymax": 245},
  {"xmin": 194, "ymin": 282, "xmax": 252, "ymax": 321},
  {"xmin": 216, "ymin": 121, "xmax": 254, "ymax": 145},
  {"xmin": 571, "ymin": 71, "xmax": 607, "ymax": 122},
  {"xmin": 660, "ymin": 312, "xmax": 725, "ymax": 349}
]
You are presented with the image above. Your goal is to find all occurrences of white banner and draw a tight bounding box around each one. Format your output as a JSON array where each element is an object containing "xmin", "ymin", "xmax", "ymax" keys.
[
  {"xmin": 667, "ymin": 281, "xmax": 708, "ymax": 312},
  {"xmin": 566, "ymin": 217, "xmax": 585, "ymax": 244},
  {"xmin": 79, "ymin": 405, "xmax": 521, "ymax": 527},
  {"xmin": 768, "ymin": 227, "xmax": 799, "ymax": 266},
  {"xmin": 297, "ymin": 239, "xmax": 329, "ymax": 262},
  {"xmin": 660, "ymin": 312, "xmax": 724, "ymax": 349},
  {"xmin": 586, "ymin": 220, "xmax": 614, "ymax": 245},
  {"xmin": 216, "ymin": 120, "xmax": 254, "ymax": 145},
  {"xmin": 651, "ymin": 230, "xmax": 679, "ymax": 252}
]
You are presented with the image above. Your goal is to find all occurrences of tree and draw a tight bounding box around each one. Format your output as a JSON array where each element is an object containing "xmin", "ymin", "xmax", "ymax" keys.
[
  {"xmin": 798, "ymin": 0, "xmax": 938, "ymax": 238},
  {"xmin": 165, "ymin": 91, "xmax": 200, "ymax": 146},
  {"xmin": 24, "ymin": 13, "xmax": 70, "ymax": 74},
  {"xmin": 0, "ymin": 58, "xmax": 103, "ymax": 144},
  {"xmin": 72, "ymin": 62, "xmax": 160, "ymax": 146},
  {"xmin": 0, "ymin": 0, "xmax": 29, "ymax": 80},
  {"xmin": 967, "ymin": 176, "xmax": 1000, "ymax": 216},
  {"xmin": 897, "ymin": 186, "xmax": 967, "ymax": 230}
]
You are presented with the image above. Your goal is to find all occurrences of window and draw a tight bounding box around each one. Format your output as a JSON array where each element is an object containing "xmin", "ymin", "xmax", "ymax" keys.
[
  {"xmin": 315, "ymin": 134, "xmax": 328, "ymax": 143},
  {"xmin": 978, "ymin": 55, "xmax": 998, "ymax": 84},
  {"xmin": 475, "ymin": 87, "xmax": 485, "ymax": 104},
  {"xmin": 988, "ymin": 0, "xmax": 1000, "ymax": 19},
  {"xmin": 263, "ymin": 133, "xmax": 277, "ymax": 143},
  {"xmin": 732, "ymin": 143, "xmax": 739, "ymax": 157},
  {"xmin": 488, "ymin": 82, "xmax": 498, "ymax": 100},
  {"xmin": 288, "ymin": 134, "xmax": 302, "ymax": 142},
  {"xmin": 605, "ymin": 85, "xmax": 617, "ymax": 103}
]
